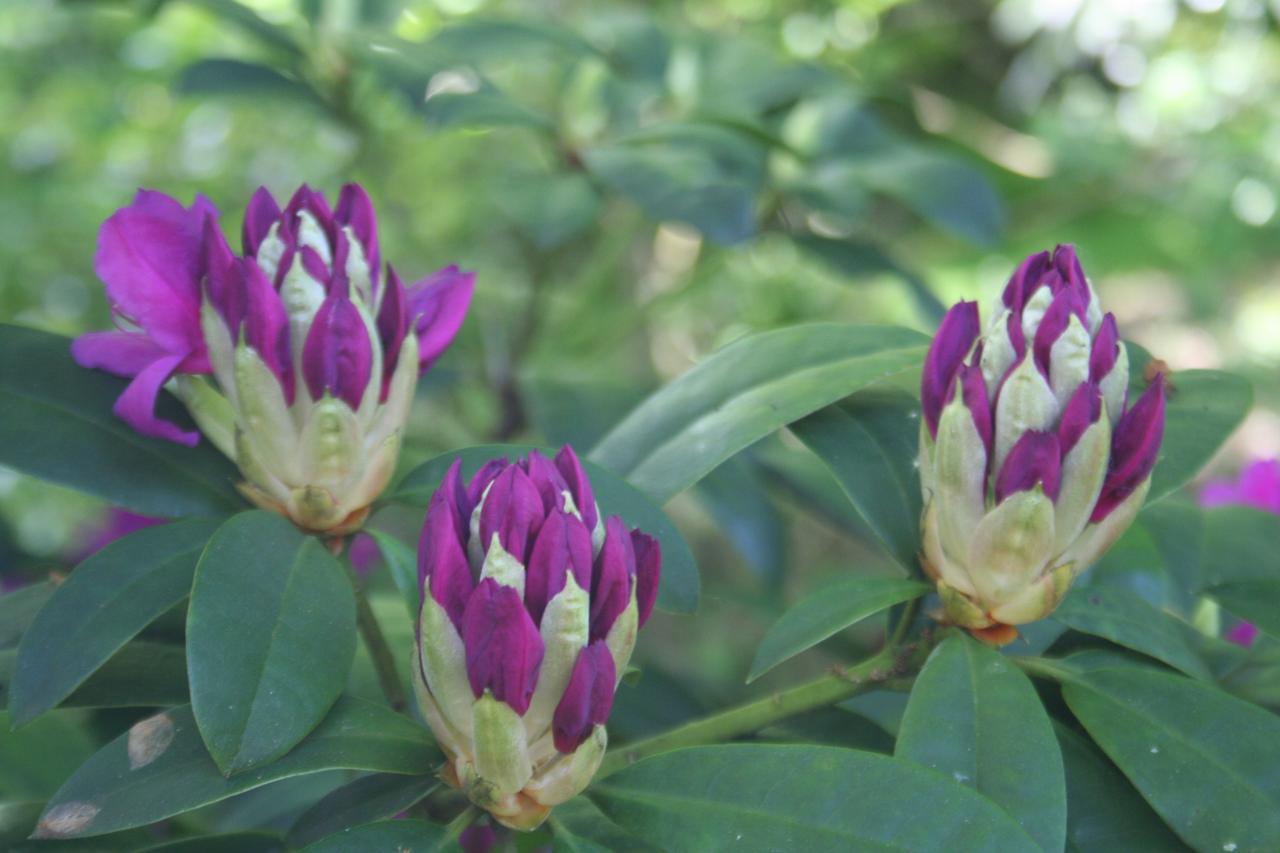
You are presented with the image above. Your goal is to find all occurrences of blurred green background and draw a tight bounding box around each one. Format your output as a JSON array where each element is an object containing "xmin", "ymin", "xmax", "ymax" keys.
[{"xmin": 1, "ymin": 0, "xmax": 1278, "ymax": 755}]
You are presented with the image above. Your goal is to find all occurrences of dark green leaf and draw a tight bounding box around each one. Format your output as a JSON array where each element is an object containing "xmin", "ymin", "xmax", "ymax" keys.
[
  {"xmin": 1055, "ymin": 723, "xmax": 1186, "ymax": 852},
  {"xmin": 286, "ymin": 773, "xmax": 438, "ymax": 848},
  {"xmin": 8, "ymin": 519, "xmax": 218, "ymax": 725},
  {"xmin": 0, "ymin": 581, "xmax": 54, "ymax": 650},
  {"xmin": 364, "ymin": 529, "xmax": 420, "ymax": 620},
  {"xmin": 0, "ymin": 801, "xmax": 43, "ymax": 848},
  {"xmin": 1199, "ymin": 507, "xmax": 1280, "ymax": 640},
  {"xmin": 896, "ymin": 635, "xmax": 1066, "ymax": 851},
  {"xmin": 1062, "ymin": 659, "xmax": 1280, "ymax": 851},
  {"xmin": 393, "ymin": 444, "xmax": 698, "ymax": 613},
  {"xmin": 608, "ymin": 667, "xmax": 706, "ymax": 744},
  {"xmin": 500, "ymin": 172, "xmax": 601, "ymax": 250},
  {"xmin": 177, "ymin": 59, "xmax": 321, "ymax": 105},
  {"xmin": 748, "ymin": 576, "xmax": 927, "ymax": 682},
  {"xmin": 139, "ymin": 832, "xmax": 285, "ymax": 852},
  {"xmin": 590, "ymin": 324, "xmax": 929, "ymax": 503},
  {"xmin": 428, "ymin": 18, "xmax": 600, "ymax": 61},
  {"xmin": 591, "ymin": 744, "xmax": 1039, "ymax": 851},
  {"xmin": 1052, "ymin": 586, "xmax": 1210, "ymax": 679},
  {"xmin": 300, "ymin": 819, "xmax": 448, "ymax": 852},
  {"xmin": 858, "ymin": 148, "xmax": 1004, "ymax": 246},
  {"xmin": 791, "ymin": 389, "xmax": 924, "ymax": 572},
  {"xmin": 34, "ymin": 699, "xmax": 438, "ymax": 839},
  {"xmin": 694, "ymin": 458, "xmax": 786, "ymax": 587},
  {"xmin": 796, "ymin": 236, "xmax": 945, "ymax": 323},
  {"xmin": 552, "ymin": 798, "xmax": 659, "ymax": 853},
  {"xmin": 2, "ymin": 641, "xmax": 188, "ymax": 711},
  {"xmin": 0, "ymin": 710, "xmax": 96, "ymax": 800},
  {"xmin": 188, "ymin": 512, "xmax": 356, "ymax": 775},
  {"xmin": 422, "ymin": 88, "xmax": 554, "ymax": 131},
  {"xmin": 757, "ymin": 706, "xmax": 896, "ymax": 754},
  {"xmin": 0, "ymin": 325, "xmax": 242, "ymax": 517}
]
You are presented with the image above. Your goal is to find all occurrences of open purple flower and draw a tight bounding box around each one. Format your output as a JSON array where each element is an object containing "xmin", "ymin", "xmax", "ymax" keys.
[
  {"xmin": 1200, "ymin": 459, "xmax": 1280, "ymax": 646},
  {"xmin": 73, "ymin": 185, "xmax": 475, "ymax": 534},
  {"xmin": 412, "ymin": 447, "xmax": 660, "ymax": 831},
  {"xmin": 919, "ymin": 245, "xmax": 1166, "ymax": 644}
]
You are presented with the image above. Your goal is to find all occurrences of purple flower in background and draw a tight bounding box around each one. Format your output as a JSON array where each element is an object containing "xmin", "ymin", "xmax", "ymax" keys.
[
  {"xmin": 70, "ymin": 508, "xmax": 163, "ymax": 564},
  {"xmin": 412, "ymin": 446, "xmax": 660, "ymax": 831},
  {"xmin": 73, "ymin": 185, "xmax": 475, "ymax": 534},
  {"xmin": 919, "ymin": 245, "xmax": 1166, "ymax": 645},
  {"xmin": 1200, "ymin": 459, "xmax": 1280, "ymax": 647}
]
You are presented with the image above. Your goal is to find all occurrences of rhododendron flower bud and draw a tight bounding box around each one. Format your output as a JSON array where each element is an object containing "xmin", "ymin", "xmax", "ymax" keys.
[
  {"xmin": 918, "ymin": 245, "xmax": 1165, "ymax": 644},
  {"xmin": 73, "ymin": 185, "xmax": 474, "ymax": 534},
  {"xmin": 413, "ymin": 447, "xmax": 661, "ymax": 830}
]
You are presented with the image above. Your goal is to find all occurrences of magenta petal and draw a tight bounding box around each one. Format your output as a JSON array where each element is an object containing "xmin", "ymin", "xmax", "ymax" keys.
[
  {"xmin": 1092, "ymin": 376, "xmax": 1166, "ymax": 522},
  {"xmin": 1002, "ymin": 250, "xmax": 1051, "ymax": 313},
  {"xmin": 478, "ymin": 465, "xmax": 545, "ymax": 562},
  {"xmin": 376, "ymin": 266, "xmax": 409, "ymax": 399},
  {"xmin": 71, "ymin": 331, "xmax": 169, "ymax": 376},
  {"xmin": 1089, "ymin": 314, "xmax": 1120, "ymax": 383},
  {"xmin": 242, "ymin": 186, "xmax": 282, "ymax": 256},
  {"xmin": 336, "ymin": 183, "xmax": 380, "ymax": 289},
  {"xmin": 407, "ymin": 266, "xmax": 475, "ymax": 371},
  {"xmin": 1059, "ymin": 381, "xmax": 1103, "ymax": 456},
  {"xmin": 1226, "ymin": 622, "xmax": 1259, "ymax": 647},
  {"xmin": 554, "ymin": 445, "xmax": 598, "ymax": 532},
  {"xmin": 1032, "ymin": 287, "xmax": 1077, "ymax": 379},
  {"xmin": 590, "ymin": 516, "xmax": 635, "ymax": 642},
  {"xmin": 1237, "ymin": 460, "xmax": 1280, "ymax": 514},
  {"xmin": 462, "ymin": 578, "xmax": 544, "ymax": 714},
  {"xmin": 631, "ymin": 529, "xmax": 661, "ymax": 628},
  {"xmin": 419, "ymin": 480, "xmax": 474, "ymax": 629},
  {"xmin": 1053, "ymin": 244, "xmax": 1086, "ymax": 290},
  {"xmin": 552, "ymin": 640, "xmax": 616, "ymax": 753},
  {"xmin": 524, "ymin": 510, "xmax": 594, "ymax": 625},
  {"xmin": 996, "ymin": 430, "xmax": 1062, "ymax": 503},
  {"xmin": 283, "ymin": 184, "xmax": 335, "ymax": 245},
  {"xmin": 921, "ymin": 301, "xmax": 981, "ymax": 439},
  {"xmin": 523, "ymin": 449, "xmax": 569, "ymax": 514},
  {"xmin": 239, "ymin": 259, "xmax": 294, "ymax": 402},
  {"xmin": 301, "ymin": 293, "xmax": 372, "ymax": 408},
  {"xmin": 954, "ymin": 364, "xmax": 992, "ymax": 457},
  {"xmin": 467, "ymin": 458, "xmax": 508, "ymax": 511},
  {"xmin": 459, "ymin": 824, "xmax": 498, "ymax": 853},
  {"xmin": 112, "ymin": 352, "xmax": 200, "ymax": 446},
  {"xmin": 439, "ymin": 458, "xmax": 473, "ymax": 541}
]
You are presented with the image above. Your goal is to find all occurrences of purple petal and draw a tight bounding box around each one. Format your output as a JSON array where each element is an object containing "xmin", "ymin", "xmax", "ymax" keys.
[
  {"xmin": 921, "ymin": 301, "xmax": 981, "ymax": 439},
  {"xmin": 1059, "ymin": 381, "xmax": 1103, "ymax": 456},
  {"xmin": 336, "ymin": 183, "xmax": 380, "ymax": 290},
  {"xmin": 523, "ymin": 449, "xmax": 570, "ymax": 514},
  {"xmin": 459, "ymin": 824, "xmax": 499, "ymax": 853},
  {"xmin": 1032, "ymin": 287, "xmax": 1079, "ymax": 378},
  {"xmin": 300, "ymin": 246, "xmax": 331, "ymax": 288},
  {"xmin": 1053, "ymin": 244, "xmax": 1087, "ymax": 292},
  {"xmin": 524, "ymin": 510, "xmax": 594, "ymax": 625},
  {"xmin": 112, "ymin": 352, "xmax": 200, "ymax": 446},
  {"xmin": 242, "ymin": 186, "xmax": 281, "ymax": 256},
  {"xmin": 301, "ymin": 292, "xmax": 372, "ymax": 408},
  {"xmin": 954, "ymin": 364, "xmax": 992, "ymax": 457},
  {"xmin": 1089, "ymin": 314, "xmax": 1120, "ymax": 383},
  {"xmin": 407, "ymin": 266, "xmax": 475, "ymax": 371},
  {"xmin": 1002, "ymin": 250, "xmax": 1051, "ymax": 313},
  {"xmin": 1092, "ymin": 376, "xmax": 1166, "ymax": 522},
  {"xmin": 552, "ymin": 640, "xmax": 616, "ymax": 753},
  {"xmin": 348, "ymin": 534, "xmax": 380, "ymax": 581},
  {"xmin": 238, "ymin": 259, "xmax": 294, "ymax": 402},
  {"xmin": 631, "ymin": 529, "xmax": 661, "ymax": 628},
  {"xmin": 462, "ymin": 578, "xmax": 544, "ymax": 714},
  {"xmin": 467, "ymin": 458, "xmax": 509, "ymax": 512},
  {"xmin": 555, "ymin": 445, "xmax": 598, "ymax": 532},
  {"xmin": 282, "ymin": 184, "xmax": 335, "ymax": 246},
  {"xmin": 590, "ymin": 516, "xmax": 635, "ymax": 642},
  {"xmin": 995, "ymin": 430, "xmax": 1062, "ymax": 503},
  {"xmin": 1226, "ymin": 622, "xmax": 1259, "ymax": 647},
  {"xmin": 478, "ymin": 464, "xmax": 546, "ymax": 561},
  {"xmin": 419, "ymin": 476, "xmax": 475, "ymax": 630},
  {"xmin": 71, "ymin": 331, "xmax": 170, "ymax": 376},
  {"xmin": 376, "ymin": 266, "xmax": 409, "ymax": 399},
  {"xmin": 1237, "ymin": 460, "xmax": 1280, "ymax": 514}
]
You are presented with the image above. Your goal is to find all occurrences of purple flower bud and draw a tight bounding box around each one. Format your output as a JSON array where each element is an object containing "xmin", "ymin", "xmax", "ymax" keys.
[
  {"xmin": 551, "ymin": 640, "xmax": 616, "ymax": 753},
  {"xmin": 1053, "ymin": 244, "xmax": 1088, "ymax": 293},
  {"xmin": 463, "ymin": 578, "xmax": 544, "ymax": 714},
  {"xmin": 554, "ymin": 446, "xmax": 598, "ymax": 532},
  {"xmin": 995, "ymin": 431, "xmax": 1062, "ymax": 503},
  {"xmin": 1092, "ymin": 376, "xmax": 1166, "ymax": 522},
  {"xmin": 1059, "ymin": 381, "xmax": 1103, "ymax": 456},
  {"xmin": 459, "ymin": 824, "xmax": 499, "ymax": 853},
  {"xmin": 1089, "ymin": 314, "xmax": 1120, "ymax": 383},
  {"xmin": 300, "ymin": 246, "xmax": 331, "ymax": 288},
  {"xmin": 921, "ymin": 301, "xmax": 981, "ymax": 439},
  {"xmin": 242, "ymin": 186, "xmax": 281, "ymax": 256},
  {"xmin": 631, "ymin": 529, "xmax": 661, "ymax": 628},
  {"xmin": 1033, "ymin": 287, "xmax": 1080, "ymax": 378},
  {"xmin": 524, "ymin": 510, "xmax": 594, "ymax": 625},
  {"xmin": 406, "ymin": 266, "xmax": 476, "ymax": 371},
  {"xmin": 376, "ymin": 267, "xmax": 409, "ymax": 399},
  {"xmin": 952, "ymin": 364, "xmax": 992, "ymax": 458},
  {"xmin": 478, "ymin": 465, "xmax": 546, "ymax": 560},
  {"xmin": 1002, "ymin": 250, "xmax": 1051, "ymax": 313},
  {"xmin": 590, "ymin": 517, "xmax": 635, "ymax": 642},
  {"xmin": 301, "ymin": 291, "xmax": 373, "ymax": 408},
  {"xmin": 467, "ymin": 458, "xmax": 509, "ymax": 512},
  {"xmin": 282, "ymin": 184, "xmax": 336, "ymax": 246},
  {"xmin": 335, "ymin": 182, "xmax": 380, "ymax": 291},
  {"xmin": 419, "ymin": 462, "xmax": 475, "ymax": 629}
]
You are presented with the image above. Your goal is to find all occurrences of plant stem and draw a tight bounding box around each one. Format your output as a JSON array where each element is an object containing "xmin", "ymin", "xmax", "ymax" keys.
[
  {"xmin": 349, "ymin": 572, "xmax": 408, "ymax": 712},
  {"xmin": 597, "ymin": 643, "xmax": 918, "ymax": 778}
]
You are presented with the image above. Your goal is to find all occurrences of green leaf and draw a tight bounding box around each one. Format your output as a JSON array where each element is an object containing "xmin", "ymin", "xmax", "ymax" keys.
[
  {"xmin": 0, "ymin": 801, "xmax": 43, "ymax": 848},
  {"xmin": 364, "ymin": 529, "xmax": 420, "ymax": 620},
  {"xmin": 177, "ymin": 59, "xmax": 321, "ymax": 105},
  {"xmin": 1199, "ymin": 507, "xmax": 1280, "ymax": 640},
  {"xmin": 188, "ymin": 512, "xmax": 356, "ymax": 775},
  {"xmin": 300, "ymin": 819, "xmax": 448, "ymax": 852},
  {"xmin": 422, "ymin": 88, "xmax": 554, "ymax": 131},
  {"xmin": 1055, "ymin": 723, "xmax": 1186, "ymax": 852},
  {"xmin": 8, "ymin": 518, "xmax": 219, "ymax": 725},
  {"xmin": 139, "ymin": 832, "xmax": 285, "ymax": 852},
  {"xmin": 182, "ymin": 0, "xmax": 302, "ymax": 55},
  {"xmin": 694, "ymin": 457, "xmax": 786, "ymax": 587},
  {"xmin": 791, "ymin": 389, "xmax": 923, "ymax": 572},
  {"xmin": 552, "ymin": 798, "xmax": 659, "ymax": 853},
  {"xmin": 748, "ymin": 576, "xmax": 927, "ymax": 682},
  {"xmin": 757, "ymin": 706, "xmax": 896, "ymax": 754},
  {"xmin": 1052, "ymin": 586, "xmax": 1210, "ymax": 679},
  {"xmin": 591, "ymin": 744, "xmax": 1039, "ymax": 851},
  {"xmin": 0, "ymin": 581, "xmax": 54, "ymax": 650},
  {"xmin": 896, "ymin": 635, "xmax": 1067, "ymax": 852},
  {"xmin": 428, "ymin": 18, "xmax": 600, "ymax": 61},
  {"xmin": 0, "ymin": 325, "xmax": 242, "ymax": 517},
  {"xmin": 796, "ymin": 236, "xmax": 946, "ymax": 323},
  {"xmin": 33, "ymin": 699, "xmax": 438, "ymax": 839},
  {"xmin": 857, "ymin": 148, "xmax": 1004, "ymax": 246},
  {"xmin": 589, "ymin": 324, "xmax": 929, "ymax": 503},
  {"xmin": 286, "ymin": 773, "xmax": 439, "ymax": 848},
  {"xmin": 501, "ymin": 172, "xmax": 601, "ymax": 250},
  {"xmin": 393, "ymin": 444, "xmax": 698, "ymax": 614},
  {"xmin": 1062, "ymin": 660, "xmax": 1280, "ymax": 851},
  {"xmin": 0, "ymin": 710, "xmax": 96, "ymax": 800},
  {"xmin": 2, "ymin": 641, "xmax": 188, "ymax": 711}
]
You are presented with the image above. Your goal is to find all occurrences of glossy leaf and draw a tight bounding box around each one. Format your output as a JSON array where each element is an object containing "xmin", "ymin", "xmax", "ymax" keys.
[
  {"xmin": 393, "ymin": 444, "xmax": 698, "ymax": 613},
  {"xmin": 896, "ymin": 635, "xmax": 1067, "ymax": 852},
  {"xmin": 8, "ymin": 518, "xmax": 219, "ymax": 725},
  {"xmin": 0, "ymin": 710, "xmax": 96, "ymax": 800},
  {"xmin": 140, "ymin": 832, "xmax": 285, "ymax": 853},
  {"xmin": 364, "ymin": 529, "xmax": 420, "ymax": 620},
  {"xmin": 0, "ymin": 325, "xmax": 242, "ymax": 517},
  {"xmin": 1052, "ymin": 586, "xmax": 1210, "ymax": 679},
  {"xmin": 300, "ymin": 819, "xmax": 448, "ymax": 852},
  {"xmin": 591, "ymin": 744, "xmax": 1039, "ymax": 851},
  {"xmin": 791, "ymin": 388, "xmax": 923, "ymax": 571},
  {"xmin": 590, "ymin": 324, "xmax": 929, "ymax": 503},
  {"xmin": 856, "ymin": 148, "xmax": 1004, "ymax": 246},
  {"xmin": 552, "ymin": 798, "xmax": 659, "ymax": 853},
  {"xmin": 286, "ymin": 773, "xmax": 439, "ymax": 848},
  {"xmin": 0, "ymin": 581, "xmax": 54, "ymax": 650},
  {"xmin": 187, "ymin": 512, "xmax": 356, "ymax": 775},
  {"xmin": 33, "ymin": 700, "xmax": 438, "ymax": 839},
  {"xmin": 1055, "ymin": 723, "xmax": 1186, "ymax": 852},
  {"xmin": 748, "ymin": 575, "xmax": 927, "ymax": 682},
  {"xmin": 694, "ymin": 457, "xmax": 786, "ymax": 587},
  {"xmin": 177, "ymin": 59, "xmax": 321, "ymax": 105},
  {"xmin": 2, "ymin": 641, "xmax": 187, "ymax": 711},
  {"xmin": 1062, "ymin": 659, "xmax": 1280, "ymax": 851},
  {"xmin": 1199, "ymin": 506, "xmax": 1280, "ymax": 640}
]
